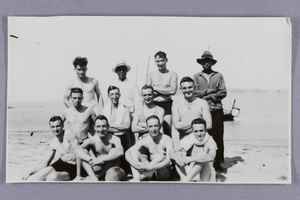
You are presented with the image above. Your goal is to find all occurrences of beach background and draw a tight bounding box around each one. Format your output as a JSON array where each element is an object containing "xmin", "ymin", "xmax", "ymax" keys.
[{"xmin": 7, "ymin": 89, "xmax": 290, "ymax": 183}]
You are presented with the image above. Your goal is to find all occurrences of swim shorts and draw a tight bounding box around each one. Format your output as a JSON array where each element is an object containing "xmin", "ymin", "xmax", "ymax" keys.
[
  {"xmin": 51, "ymin": 158, "xmax": 77, "ymax": 180},
  {"xmin": 154, "ymin": 100, "xmax": 173, "ymax": 115}
]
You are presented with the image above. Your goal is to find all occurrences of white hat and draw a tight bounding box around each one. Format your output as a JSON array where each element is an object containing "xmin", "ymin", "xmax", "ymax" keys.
[{"xmin": 112, "ymin": 59, "xmax": 131, "ymax": 73}]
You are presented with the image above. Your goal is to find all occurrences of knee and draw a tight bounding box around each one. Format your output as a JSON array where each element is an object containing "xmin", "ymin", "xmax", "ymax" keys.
[{"xmin": 46, "ymin": 172, "xmax": 59, "ymax": 181}]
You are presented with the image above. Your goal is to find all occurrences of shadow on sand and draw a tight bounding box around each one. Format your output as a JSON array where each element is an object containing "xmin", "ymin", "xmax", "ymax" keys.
[{"xmin": 216, "ymin": 156, "xmax": 244, "ymax": 182}]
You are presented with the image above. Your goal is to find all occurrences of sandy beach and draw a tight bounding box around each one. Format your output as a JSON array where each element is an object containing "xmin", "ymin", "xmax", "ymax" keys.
[{"xmin": 6, "ymin": 91, "xmax": 290, "ymax": 183}]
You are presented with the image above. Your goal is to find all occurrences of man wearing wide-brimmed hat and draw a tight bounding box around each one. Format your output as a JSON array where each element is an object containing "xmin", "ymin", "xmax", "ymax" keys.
[
  {"xmin": 193, "ymin": 51, "xmax": 227, "ymax": 173},
  {"xmin": 111, "ymin": 59, "xmax": 141, "ymax": 113}
]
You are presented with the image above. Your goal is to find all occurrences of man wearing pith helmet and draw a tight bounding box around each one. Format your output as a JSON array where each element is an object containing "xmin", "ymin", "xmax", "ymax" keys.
[{"xmin": 193, "ymin": 51, "xmax": 227, "ymax": 173}]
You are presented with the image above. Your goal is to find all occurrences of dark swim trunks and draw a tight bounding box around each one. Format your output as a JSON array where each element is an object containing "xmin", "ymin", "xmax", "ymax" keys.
[
  {"xmin": 154, "ymin": 100, "xmax": 173, "ymax": 115},
  {"xmin": 51, "ymin": 158, "xmax": 77, "ymax": 180}
]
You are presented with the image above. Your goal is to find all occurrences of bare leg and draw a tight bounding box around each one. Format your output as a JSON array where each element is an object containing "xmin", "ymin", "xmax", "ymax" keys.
[
  {"xmin": 200, "ymin": 163, "xmax": 212, "ymax": 182},
  {"xmin": 175, "ymin": 164, "xmax": 188, "ymax": 181},
  {"xmin": 183, "ymin": 163, "xmax": 202, "ymax": 182},
  {"xmin": 27, "ymin": 166, "xmax": 55, "ymax": 181},
  {"xmin": 46, "ymin": 171, "xmax": 70, "ymax": 181},
  {"xmin": 81, "ymin": 161, "xmax": 98, "ymax": 181},
  {"xmin": 131, "ymin": 151, "xmax": 150, "ymax": 181},
  {"xmin": 73, "ymin": 157, "xmax": 82, "ymax": 181}
]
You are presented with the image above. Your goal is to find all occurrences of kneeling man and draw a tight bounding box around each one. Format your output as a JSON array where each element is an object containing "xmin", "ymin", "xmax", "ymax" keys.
[
  {"xmin": 125, "ymin": 115, "xmax": 173, "ymax": 181},
  {"xmin": 80, "ymin": 115, "xmax": 125, "ymax": 181},
  {"xmin": 170, "ymin": 118, "xmax": 217, "ymax": 182}
]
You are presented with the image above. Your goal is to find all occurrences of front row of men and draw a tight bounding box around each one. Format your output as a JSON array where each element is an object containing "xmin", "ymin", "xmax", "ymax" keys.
[{"xmin": 24, "ymin": 114, "xmax": 216, "ymax": 182}]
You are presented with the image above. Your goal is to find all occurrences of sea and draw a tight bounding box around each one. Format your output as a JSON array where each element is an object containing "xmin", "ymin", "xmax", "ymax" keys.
[{"xmin": 6, "ymin": 90, "xmax": 290, "ymax": 182}]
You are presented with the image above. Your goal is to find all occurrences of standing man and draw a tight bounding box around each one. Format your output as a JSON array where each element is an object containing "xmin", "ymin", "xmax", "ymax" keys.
[
  {"xmin": 193, "ymin": 51, "xmax": 227, "ymax": 172},
  {"xmin": 125, "ymin": 115, "xmax": 173, "ymax": 181},
  {"xmin": 111, "ymin": 59, "xmax": 142, "ymax": 113},
  {"xmin": 172, "ymin": 77, "xmax": 212, "ymax": 140},
  {"xmin": 80, "ymin": 115, "xmax": 125, "ymax": 181},
  {"xmin": 169, "ymin": 118, "xmax": 217, "ymax": 182},
  {"xmin": 147, "ymin": 51, "xmax": 178, "ymax": 137},
  {"xmin": 64, "ymin": 56, "xmax": 103, "ymax": 115},
  {"xmin": 131, "ymin": 84, "xmax": 165, "ymax": 142},
  {"xmin": 62, "ymin": 87, "xmax": 96, "ymax": 143}
]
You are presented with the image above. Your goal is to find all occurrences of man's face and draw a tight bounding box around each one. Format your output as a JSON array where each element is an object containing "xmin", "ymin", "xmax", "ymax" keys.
[
  {"xmin": 108, "ymin": 89, "xmax": 120, "ymax": 105},
  {"xmin": 49, "ymin": 120, "xmax": 64, "ymax": 136},
  {"xmin": 147, "ymin": 118, "xmax": 161, "ymax": 137},
  {"xmin": 192, "ymin": 124, "xmax": 206, "ymax": 142},
  {"xmin": 141, "ymin": 88, "xmax": 153, "ymax": 105},
  {"xmin": 155, "ymin": 56, "xmax": 167, "ymax": 71},
  {"xmin": 116, "ymin": 66, "xmax": 127, "ymax": 81},
  {"xmin": 71, "ymin": 92, "xmax": 83, "ymax": 108},
  {"xmin": 94, "ymin": 119, "xmax": 109, "ymax": 137},
  {"xmin": 74, "ymin": 65, "xmax": 87, "ymax": 78},
  {"xmin": 201, "ymin": 59, "xmax": 213, "ymax": 72},
  {"xmin": 180, "ymin": 81, "xmax": 195, "ymax": 98}
]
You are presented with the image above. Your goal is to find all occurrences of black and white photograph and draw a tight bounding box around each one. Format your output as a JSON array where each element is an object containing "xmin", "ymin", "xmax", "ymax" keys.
[{"xmin": 7, "ymin": 16, "xmax": 291, "ymax": 183}]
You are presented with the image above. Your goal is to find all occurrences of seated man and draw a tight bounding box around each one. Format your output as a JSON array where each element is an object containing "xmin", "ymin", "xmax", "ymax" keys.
[
  {"xmin": 80, "ymin": 115, "xmax": 125, "ymax": 181},
  {"xmin": 131, "ymin": 84, "xmax": 164, "ymax": 143},
  {"xmin": 169, "ymin": 118, "xmax": 217, "ymax": 182},
  {"xmin": 125, "ymin": 115, "xmax": 173, "ymax": 181},
  {"xmin": 23, "ymin": 116, "xmax": 91, "ymax": 181}
]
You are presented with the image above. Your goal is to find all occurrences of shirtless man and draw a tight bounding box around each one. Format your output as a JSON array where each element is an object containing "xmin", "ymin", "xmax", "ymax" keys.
[
  {"xmin": 80, "ymin": 115, "xmax": 125, "ymax": 181},
  {"xmin": 131, "ymin": 84, "xmax": 164, "ymax": 142},
  {"xmin": 146, "ymin": 51, "xmax": 178, "ymax": 137},
  {"xmin": 23, "ymin": 116, "xmax": 92, "ymax": 181},
  {"xmin": 170, "ymin": 118, "xmax": 217, "ymax": 182},
  {"xmin": 64, "ymin": 56, "xmax": 103, "ymax": 115},
  {"xmin": 62, "ymin": 87, "xmax": 96, "ymax": 143},
  {"xmin": 172, "ymin": 77, "xmax": 212, "ymax": 140},
  {"xmin": 125, "ymin": 115, "xmax": 173, "ymax": 181}
]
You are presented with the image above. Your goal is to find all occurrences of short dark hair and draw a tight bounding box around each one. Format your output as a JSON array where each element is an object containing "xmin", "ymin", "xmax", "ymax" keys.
[
  {"xmin": 154, "ymin": 51, "xmax": 167, "ymax": 59},
  {"xmin": 180, "ymin": 76, "xmax": 194, "ymax": 85},
  {"xmin": 49, "ymin": 116, "xmax": 63, "ymax": 125},
  {"xmin": 141, "ymin": 84, "xmax": 154, "ymax": 93},
  {"xmin": 73, "ymin": 57, "xmax": 88, "ymax": 68},
  {"xmin": 94, "ymin": 115, "xmax": 110, "ymax": 127},
  {"xmin": 146, "ymin": 115, "xmax": 161, "ymax": 126},
  {"xmin": 191, "ymin": 118, "xmax": 207, "ymax": 130},
  {"xmin": 107, "ymin": 85, "xmax": 120, "ymax": 94},
  {"xmin": 71, "ymin": 87, "xmax": 83, "ymax": 95}
]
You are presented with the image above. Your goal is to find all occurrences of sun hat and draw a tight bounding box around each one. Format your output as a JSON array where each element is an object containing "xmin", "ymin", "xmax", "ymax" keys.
[
  {"xmin": 196, "ymin": 51, "xmax": 217, "ymax": 65},
  {"xmin": 112, "ymin": 59, "xmax": 131, "ymax": 73}
]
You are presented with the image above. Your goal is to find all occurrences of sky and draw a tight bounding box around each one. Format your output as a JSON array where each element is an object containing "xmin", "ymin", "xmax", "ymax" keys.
[{"xmin": 8, "ymin": 17, "xmax": 291, "ymax": 103}]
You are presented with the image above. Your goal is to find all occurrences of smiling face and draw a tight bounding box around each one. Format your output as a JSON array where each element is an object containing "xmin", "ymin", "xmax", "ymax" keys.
[
  {"xmin": 180, "ymin": 81, "xmax": 195, "ymax": 99},
  {"xmin": 71, "ymin": 92, "xmax": 83, "ymax": 108},
  {"xmin": 49, "ymin": 120, "xmax": 64, "ymax": 136},
  {"xmin": 108, "ymin": 88, "xmax": 120, "ymax": 106},
  {"xmin": 192, "ymin": 123, "xmax": 206, "ymax": 142},
  {"xmin": 141, "ymin": 88, "xmax": 154, "ymax": 105},
  {"xmin": 155, "ymin": 56, "xmax": 168, "ymax": 71},
  {"xmin": 147, "ymin": 118, "xmax": 161, "ymax": 137},
  {"xmin": 74, "ymin": 65, "xmax": 87, "ymax": 79},
  {"xmin": 94, "ymin": 119, "xmax": 109, "ymax": 138}
]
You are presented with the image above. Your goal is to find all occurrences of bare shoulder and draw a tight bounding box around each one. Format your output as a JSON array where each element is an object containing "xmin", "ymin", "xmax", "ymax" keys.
[
  {"xmin": 89, "ymin": 77, "xmax": 99, "ymax": 84},
  {"xmin": 195, "ymin": 98, "xmax": 208, "ymax": 105},
  {"xmin": 169, "ymin": 70, "xmax": 178, "ymax": 77}
]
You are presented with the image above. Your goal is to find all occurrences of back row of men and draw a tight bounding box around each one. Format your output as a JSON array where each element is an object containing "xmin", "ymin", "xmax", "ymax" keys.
[{"xmin": 23, "ymin": 50, "xmax": 227, "ymax": 181}]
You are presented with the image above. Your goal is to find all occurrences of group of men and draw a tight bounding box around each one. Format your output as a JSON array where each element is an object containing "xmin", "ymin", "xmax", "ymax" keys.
[{"xmin": 23, "ymin": 50, "xmax": 227, "ymax": 182}]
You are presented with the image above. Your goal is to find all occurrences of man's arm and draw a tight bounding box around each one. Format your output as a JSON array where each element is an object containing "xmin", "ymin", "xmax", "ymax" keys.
[
  {"xmin": 184, "ymin": 142, "xmax": 217, "ymax": 164},
  {"xmin": 92, "ymin": 136, "xmax": 124, "ymax": 166},
  {"xmin": 109, "ymin": 107, "xmax": 131, "ymax": 131},
  {"xmin": 172, "ymin": 102, "xmax": 192, "ymax": 133},
  {"xmin": 125, "ymin": 140, "xmax": 147, "ymax": 170},
  {"xmin": 63, "ymin": 83, "xmax": 73, "ymax": 108},
  {"xmin": 201, "ymin": 100, "xmax": 212, "ymax": 130},
  {"xmin": 206, "ymin": 74, "xmax": 227, "ymax": 101},
  {"xmin": 153, "ymin": 72, "xmax": 178, "ymax": 95},
  {"xmin": 94, "ymin": 79, "xmax": 104, "ymax": 108},
  {"xmin": 131, "ymin": 110, "xmax": 147, "ymax": 133}
]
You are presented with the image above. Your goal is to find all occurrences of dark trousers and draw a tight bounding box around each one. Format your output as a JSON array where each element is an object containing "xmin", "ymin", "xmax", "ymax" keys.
[{"xmin": 208, "ymin": 109, "xmax": 224, "ymax": 165}]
